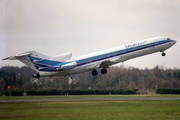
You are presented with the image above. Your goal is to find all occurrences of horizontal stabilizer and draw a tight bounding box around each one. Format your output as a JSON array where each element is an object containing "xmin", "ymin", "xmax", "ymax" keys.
[
  {"xmin": 2, "ymin": 52, "xmax": 31, "ymax": 60},
  {"xmin": 2, "ymin": 50, "xmax": 51, "ymax": 72},
  {"xmin": 15, "ymin": 52, "xmax": 31, "ymax": 57},
  {"xmin": 2, "ymin": 56, "xmax": 13, "ymax": 60}
]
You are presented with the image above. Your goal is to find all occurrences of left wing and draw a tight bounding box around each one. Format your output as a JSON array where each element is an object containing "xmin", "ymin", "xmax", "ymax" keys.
[
  {"xmin": 98, "ymin": 60, "xmax": 111, "ymax": 68},
  {"xmin": 97, "ymin": 56, "xmax": 124, "ymax": 68}
]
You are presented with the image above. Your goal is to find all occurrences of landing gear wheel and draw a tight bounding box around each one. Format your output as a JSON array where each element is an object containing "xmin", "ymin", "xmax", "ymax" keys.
[
  {"xmin": 162, "ymin": 53, "xmax": 166, "ymax": 56},
  {"xmin": 101, "ymin": 68, "xmax": 107, "ymax": 74},
  {"xmin": 92, "ymin": 70, "xmax": 98, "ymax": 76}
]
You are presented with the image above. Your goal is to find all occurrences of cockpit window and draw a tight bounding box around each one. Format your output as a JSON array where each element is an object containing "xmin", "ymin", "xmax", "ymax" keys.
[{"xmin": 167, "ymin": 38, "xmax": 171, "ymax": 40}]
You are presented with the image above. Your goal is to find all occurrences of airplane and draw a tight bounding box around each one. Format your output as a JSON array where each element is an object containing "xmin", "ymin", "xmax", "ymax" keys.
[{"xmin": 2, "ymin": 36, "xmax": 176, "ymax": 78}]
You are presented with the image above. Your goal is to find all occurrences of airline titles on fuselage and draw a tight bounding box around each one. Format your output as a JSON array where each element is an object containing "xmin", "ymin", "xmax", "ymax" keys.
[{"xmin": 125, "ymin": 40, "xmax": 147, "ymax": 49}]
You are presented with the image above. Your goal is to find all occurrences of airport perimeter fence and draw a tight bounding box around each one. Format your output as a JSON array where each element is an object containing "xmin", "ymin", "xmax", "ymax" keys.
[
  {"xmin": 156, "ymin": 88, "xmax": 180, "ymax": 94},
  {"xmin": 3, "ymin": 89, "xmax": 138, "ymax": 96}
]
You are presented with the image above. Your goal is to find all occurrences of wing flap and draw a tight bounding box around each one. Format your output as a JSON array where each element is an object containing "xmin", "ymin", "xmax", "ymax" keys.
[
  {"xmin": 98, "ymin": 60, "xmax": 111, "ymax": 68},
  {"xmin": 97, "ymin": 56, "xmax": 123, "ymax": 69}
]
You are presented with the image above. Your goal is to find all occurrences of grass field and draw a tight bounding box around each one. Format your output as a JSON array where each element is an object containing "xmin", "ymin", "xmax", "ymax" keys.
[
  {"xmin": 0, "ymin": 95, "xmax": 180, "ymax": 120},
  {"xmin": 0, "ymin": 94, "xmax": 180, "ymax": 100}
]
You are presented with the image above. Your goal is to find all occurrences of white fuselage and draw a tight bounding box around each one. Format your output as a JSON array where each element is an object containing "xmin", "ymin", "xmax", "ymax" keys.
[{"xmin": 39, "ymin": 37, "xmax": 176, "ymax": 77}]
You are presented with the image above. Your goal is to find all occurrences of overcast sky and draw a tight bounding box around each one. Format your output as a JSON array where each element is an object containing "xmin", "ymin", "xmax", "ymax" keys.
[{"xmin": 1, "ymin": 0, "xmax": 180, "ymax": 69}]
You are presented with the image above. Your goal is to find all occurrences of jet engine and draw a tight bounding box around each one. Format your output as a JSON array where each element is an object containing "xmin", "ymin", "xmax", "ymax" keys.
[
  {"xmin": 56, "ymin": 61, "xmax": 77, "ymax": 71},
  {"xmin": 51, "ymin": 53, "xmax": 72, "ymax": 62}
]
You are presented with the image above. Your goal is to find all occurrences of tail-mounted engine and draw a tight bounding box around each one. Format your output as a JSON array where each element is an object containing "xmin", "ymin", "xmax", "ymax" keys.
[{"xmin": 56, "ymin": 61, "xmax": 77, "ymax": 71}]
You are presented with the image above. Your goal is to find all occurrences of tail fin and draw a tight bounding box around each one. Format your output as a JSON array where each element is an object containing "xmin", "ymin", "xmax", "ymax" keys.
[
  {"xmin": 2, "ymin": 51, "xmax": 74, "ymax": 72},
  {"xmin": 2, "ymin": 50, "xmax": 51, "ymax": 72}
]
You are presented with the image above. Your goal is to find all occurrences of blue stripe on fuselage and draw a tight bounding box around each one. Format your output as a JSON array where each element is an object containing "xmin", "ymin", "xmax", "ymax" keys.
[
  {"xmin": 76, "ymin": 39, "xmax": 170, "ymax": 67},
  {"xmin": 38, "ymin": 62, "xmax": 72, "ymax": 71},
  {"xmin": 33, "ymin": 39, "xmax": 171, "ymax": 72},
  {"xmin": 35, "ymin": 59, "xmax": 60, "ymax": 66},
  {"xmin": 28, "ymin": 56, "xmax": 61, "ymax": 66}
]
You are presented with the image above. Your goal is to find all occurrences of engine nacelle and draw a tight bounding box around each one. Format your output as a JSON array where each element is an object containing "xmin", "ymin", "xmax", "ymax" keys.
[
  {"xmin": 56, "ymin": 61, "xmax": 77, "ymax": 71},
  {"xmin": 51, "ymin": 53, "xmax": 72, "ymax": 62}
]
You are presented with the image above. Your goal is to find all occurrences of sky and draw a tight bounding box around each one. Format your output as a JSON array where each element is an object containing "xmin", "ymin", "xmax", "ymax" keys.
[{"xmin": 0, "ymin": 0, "xmax": 180, "ymax": 69}]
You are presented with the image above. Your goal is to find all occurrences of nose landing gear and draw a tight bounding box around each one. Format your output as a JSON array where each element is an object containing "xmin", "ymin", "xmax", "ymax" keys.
[{"xmin": 162, "ymin": 52, "xmax": 166, "ymax": 56}]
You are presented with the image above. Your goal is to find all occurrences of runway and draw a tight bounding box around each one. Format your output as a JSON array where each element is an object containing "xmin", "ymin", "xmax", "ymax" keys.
[{"xmin": 1, "ymin": 97, "xmax": 180, "ymax": 102}]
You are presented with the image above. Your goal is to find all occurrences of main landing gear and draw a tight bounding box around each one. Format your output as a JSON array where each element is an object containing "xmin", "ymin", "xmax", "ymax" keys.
[
  {"xmin": 92, "ymin": 69, "xmax": 98, "ymax": 76},
  {"xmin": 101, "ymin": 68, "xmax": 107, "ymax": 74},
  {"xmin": 91, "ymin": 68, "xmax": 107, "ymax": 76}
]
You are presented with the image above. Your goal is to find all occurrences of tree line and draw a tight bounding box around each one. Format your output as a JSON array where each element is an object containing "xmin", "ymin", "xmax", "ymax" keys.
[{"xmin": 0, "ymin": 65, "xmax": 180, "ymax": 94}]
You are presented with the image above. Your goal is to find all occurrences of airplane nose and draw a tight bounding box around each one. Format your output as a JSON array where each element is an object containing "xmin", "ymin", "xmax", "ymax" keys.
[{"xmin": 172, "ymin": 40, "xmax": 177, "ymax": 45}]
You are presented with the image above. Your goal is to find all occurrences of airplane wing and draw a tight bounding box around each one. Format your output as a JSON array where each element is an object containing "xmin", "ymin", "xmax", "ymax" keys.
[
  {"xmin": 98, "ymin": 60, "xmax": 111, "ymax": 68},
  {"xmin": 97, "ymin": 56, "xmax": 123, "ymax": 69}
]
